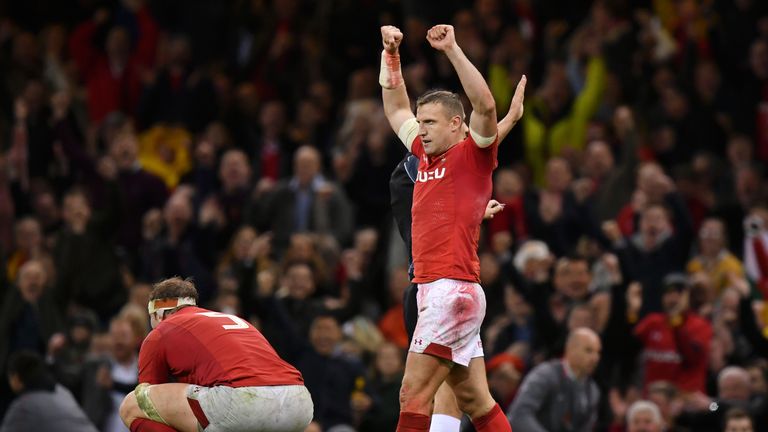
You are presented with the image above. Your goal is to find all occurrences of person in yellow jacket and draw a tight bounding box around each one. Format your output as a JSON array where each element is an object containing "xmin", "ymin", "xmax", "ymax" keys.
[
  {"xmin": 490, "ymin": 51, "xmax": 606, "ymax": 185},
  {"xmin": 687, "ymin": 218, "xmax": 744, "ymax": 296},
  {"xmin": 137, "ymin": 125, "xmax": 193, "ymax": 189}
]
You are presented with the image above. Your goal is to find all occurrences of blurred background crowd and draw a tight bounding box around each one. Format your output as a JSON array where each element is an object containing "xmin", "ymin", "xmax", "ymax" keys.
[{"xmin": 1, "ymin": 0, "xmax": 768, "ymax": 431}]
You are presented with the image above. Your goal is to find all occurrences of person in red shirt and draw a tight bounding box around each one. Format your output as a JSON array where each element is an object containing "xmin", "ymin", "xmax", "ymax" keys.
[
  {"xmin": 381, "ymin": 24, "xmax": 512, "ymax": 432},
  {"xmin": 118, "ymin": 277, "xmax": 312, "ymax": 432},
  {"xmin": 633, "ymin": 273, "xmax": 713, "ymax": 393}
]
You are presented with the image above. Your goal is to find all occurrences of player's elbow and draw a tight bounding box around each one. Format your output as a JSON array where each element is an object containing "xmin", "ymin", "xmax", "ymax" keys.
[{"xmin": 471, "ymin": 93, "xmax": 497, "ymax": 116}]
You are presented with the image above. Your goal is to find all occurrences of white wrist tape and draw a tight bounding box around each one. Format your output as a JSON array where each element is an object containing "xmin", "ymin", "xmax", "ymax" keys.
[{"xmin": 379, "ymin": 50, "xmax": 404, "ymax": 89}]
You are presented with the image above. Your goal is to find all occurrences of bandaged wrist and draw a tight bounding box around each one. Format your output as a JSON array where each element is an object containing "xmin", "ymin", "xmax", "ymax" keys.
[{"xmin": 379, "ymin": 50, "xmax": 403, "ymax": 89}]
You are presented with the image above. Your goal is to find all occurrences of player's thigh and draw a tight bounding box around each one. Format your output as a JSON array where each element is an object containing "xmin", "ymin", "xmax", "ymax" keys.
[
  {"xmin": 446, "ymin": 357, "xmax": 495, "ymax": 418},
  {"xmin": 433, "ymin": 381, "xmax": 461, "ymax": 417},
  {"xmin": 401, "ymin": 351, "xmax": 451, "ymax": 399},
  {"xmin": 144, "ymin": 383, "xmax": 199, "ymax": 432}
]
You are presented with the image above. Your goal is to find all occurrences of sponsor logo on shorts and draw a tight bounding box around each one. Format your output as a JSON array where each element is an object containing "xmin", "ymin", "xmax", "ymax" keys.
[{"xmin": 414, "ymin": 338, "xmax": 424, "ymax": 346}]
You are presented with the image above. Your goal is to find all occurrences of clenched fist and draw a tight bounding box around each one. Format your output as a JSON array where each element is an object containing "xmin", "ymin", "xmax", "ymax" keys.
[
  {"xmin": 381, "ymin": 25, "xmax": 403, "ymax": 53},
  {"xmin": 426, "ymin": 25, "xmax": 456, "ymax": 52}
]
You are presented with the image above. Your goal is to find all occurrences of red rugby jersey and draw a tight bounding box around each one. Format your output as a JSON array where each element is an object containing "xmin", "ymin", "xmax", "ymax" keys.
[
  {"xmin": 634, "ymin": 311, "xmax": 712, "ymax": 393},
  {"xmin": 138, "ymin": 307, "xmax": 303, "ymax": 387},
  {"xmin": 410, "ymin": 134, "xmax": 497, "ymax": 284}
]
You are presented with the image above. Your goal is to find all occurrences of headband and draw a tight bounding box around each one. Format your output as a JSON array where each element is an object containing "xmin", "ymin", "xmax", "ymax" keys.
[{"xmin": 148, "ymin": 297, "xmax": 196, "ymax": 315}]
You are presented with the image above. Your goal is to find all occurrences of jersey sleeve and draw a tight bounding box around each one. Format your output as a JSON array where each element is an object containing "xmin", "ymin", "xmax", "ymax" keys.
[
  {"xmin": 463, "ymin": 134, "xmax": 498, "ymax": 174},
  {"xmin": 138, "ymin": 329, "xmax": 170, "ymax": 384},
  {"xmin": 633, "ymin": 316, "xmax": 651, "ymax": 342},
  {"xmin": 410, "ymin": 136, "xmax": 424, "ymax": 159}
]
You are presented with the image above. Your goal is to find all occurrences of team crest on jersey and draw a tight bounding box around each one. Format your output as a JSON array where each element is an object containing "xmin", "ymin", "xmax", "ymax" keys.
[{"xmin": 417, "ymin": 168, "xmax": 445, "ymax": 183}]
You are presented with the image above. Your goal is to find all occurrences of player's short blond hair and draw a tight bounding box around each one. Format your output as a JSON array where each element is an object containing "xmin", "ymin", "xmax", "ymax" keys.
[
  {"xmin": 416, "ymin": 90, "xmax": 465, "ymax": 122},
  {"xmin": 150, "ymin": 277, "xmax": 198, "ymax": 303}
]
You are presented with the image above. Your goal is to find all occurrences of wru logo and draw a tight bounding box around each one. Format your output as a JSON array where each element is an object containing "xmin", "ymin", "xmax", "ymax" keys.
[{"xmin": 417, "ymin": 168, "xmax": 445, "ymax": 183}]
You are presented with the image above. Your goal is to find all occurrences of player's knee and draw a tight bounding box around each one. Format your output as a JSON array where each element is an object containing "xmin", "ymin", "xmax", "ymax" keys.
[
  {"xmin": 399, "ymin": 382, "xmax": 432, "ymax": 412},
  {"xmin": 453, "ymin": 385, "xmax": 491, "ymax": 417},
  {"xmin": 119, "ymin": 391, "xmax": 140, "ymax": 427},
  {"xmin": 456, "ymin": 390, "xmax": 495, "ymax": 418}
]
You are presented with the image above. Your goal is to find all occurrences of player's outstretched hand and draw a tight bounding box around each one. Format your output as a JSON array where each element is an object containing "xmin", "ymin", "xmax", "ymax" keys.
[
  {"xmin": 426, "ymin": 25, "xmax": 456, "ymax": 52},
  {"xmin": 508, "ymin": 75, "xmax": 527, "ymax": 125},
  {"xmin": 381, "ymin": 25, "xmax": 403, "ymax": 54}
]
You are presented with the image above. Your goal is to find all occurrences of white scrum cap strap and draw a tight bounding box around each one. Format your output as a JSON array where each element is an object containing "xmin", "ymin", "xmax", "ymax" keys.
[{"xmin": 147, "ymin": 297, "xmax": 196, "ymax": 315}]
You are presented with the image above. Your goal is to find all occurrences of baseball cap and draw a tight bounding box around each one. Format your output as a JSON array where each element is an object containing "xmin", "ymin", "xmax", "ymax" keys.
[{"xmin": 662, "ymin": 273, "xmax": 688, "ymax": 293}]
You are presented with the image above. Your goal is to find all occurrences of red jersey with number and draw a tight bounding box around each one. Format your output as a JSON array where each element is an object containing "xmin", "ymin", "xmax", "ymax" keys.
[
  {"xmin": 138, "ymin": 306, "xmax": 303, "ymax": 387},
  {"xmin": 410, "ymin": 135, "xmax": 497, "ymax": 284}
]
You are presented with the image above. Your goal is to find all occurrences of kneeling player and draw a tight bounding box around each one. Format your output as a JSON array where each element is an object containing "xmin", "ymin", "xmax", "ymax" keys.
[{"xmin": 119, "ymin": 277, "xmax": 313, "ymax": 432}]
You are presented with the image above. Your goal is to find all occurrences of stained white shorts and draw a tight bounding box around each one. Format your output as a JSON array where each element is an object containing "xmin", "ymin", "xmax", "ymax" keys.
[
  {"xmin": 409, "ymin": 278, "xmax": 486, "ymax": 366},
  {"xmin": 186, "ymin": 384, "xmax": 313, "ymax": 432}
]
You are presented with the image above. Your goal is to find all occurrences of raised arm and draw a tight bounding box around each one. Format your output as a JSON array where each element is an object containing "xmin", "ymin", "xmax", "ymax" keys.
[
  {"xmin": 427, "ymin": 25, "xmax": 497, "ymax": 146},
  {"xmin": 380, "ymin": 25, "xmax": 416, "ymax": 151},
  {"xmin": 497, "ymin": 75, "xmax": 527, "ymax": 142}
]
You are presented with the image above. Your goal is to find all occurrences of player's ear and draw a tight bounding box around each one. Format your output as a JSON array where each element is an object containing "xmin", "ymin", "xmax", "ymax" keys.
[{"xmin": 450, "ymin": 115, "xmax": 462, "ymax": 132}]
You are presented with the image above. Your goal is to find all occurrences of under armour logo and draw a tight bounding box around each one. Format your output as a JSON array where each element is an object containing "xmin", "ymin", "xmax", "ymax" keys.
[{"xmin": 414, "ymin": 338, "xmax": 424, "ymax": 346}]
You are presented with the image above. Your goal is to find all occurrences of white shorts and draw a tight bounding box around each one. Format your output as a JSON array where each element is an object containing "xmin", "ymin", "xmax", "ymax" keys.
[
  {"xmin": 186, "ymin": 384, "xmax": 313, "ymax": 432},
  {"xmin": 409, "ymin": 278, "xmax": 486, "ymax": 366}
]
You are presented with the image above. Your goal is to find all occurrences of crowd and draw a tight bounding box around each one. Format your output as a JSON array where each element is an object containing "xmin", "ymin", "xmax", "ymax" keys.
[{"xmin": 1, "ymin": 0, "xmax": 768, "ymax": 431}]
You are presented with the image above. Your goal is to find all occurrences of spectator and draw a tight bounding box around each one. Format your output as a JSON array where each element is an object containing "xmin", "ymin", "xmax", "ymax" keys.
[
  {"xmin": 140, "ymin": 191, "xmax": 216, "ymax": 302},
  {"xmin": 490, "ymin": 35, "xmax": 607, "ymax": 185},
  {"xmin": 81, "ymin": 317, "xmax": 140, "ymax": 432},
  {"xmin": 0, "ymin": 260, "xmax": 63, "ymax": 368},
  {"xmin": 0, "ymin": 350, "xmax": 98, "ymax": 432},
  {"xmin": 633, "ymin": 273, "xmax": 712, "ymax": 393},
  {"xmin": 524, "ymin": 157, "xmax": 583, "ymax": 256},
  {"xmin": 48, "ymin": 310, "xmax": 99, "ymax": 400},
  {"xmin": 107, "ymin": 130, "xmax": 169, "ymax": 266},
  {"xmin": 137, "ymin": 34, "xmax": 217, "ymax": 132},
  {"xmin": 359, "ymin": 342, "xmax": 404, "ymax": 432},
  {"xmin": 486, "ymin": 352, "xmax": 524, "ymax": 412},
  {"xmin": 626, "ymin": 400, "xmax": 664, "ymax": 432},
  {"xmin": 54, "ymin": 185, "xmax": 124, "ymax": 321},
  {"xmin": 293, "ymin": 315, "xmax": 367, "ymax": 430},
  {"xmin": 254, "ymin": 145, "xmax": 353, "ymax": 254},
  {"xmin": 203, "ymin": 148, "xmax": 253, "ymax": 248},
  {"xmin": 5, "ymin": 217, "xmax": 53, "ymax": 286},
  {"xmin": 246, "ymin": 99, "xmax": 297, "ymax": 182},
  {"xmin": 68, "ymin": 4, "xmax": 158, "ymax": 124},
  {"xmin": 723, "ymin": 408, "xmax": 754, "ymax": 432},
  {"xmin": 687, "ymin": 218, "xmax": 744, "ymax": 295},
  {"xmin": 583, "ymin": 106, "xmax": 641, "ymax": 224},
  {"xmin": 605, "ymin": 180, "xmax": 695, "ymax": 315},
  {"xmin": 677, "ymin": 366, "xmax": 767, "ymax": 432},
  {"xmin": 508, "ymin": 327, "xmax": 601, "ymax": 431}
]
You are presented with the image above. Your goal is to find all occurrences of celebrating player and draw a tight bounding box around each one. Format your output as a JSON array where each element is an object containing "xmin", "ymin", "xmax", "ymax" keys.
[
  {"xmin": 381, "ymin": 24, "xmax": 513, "ymax": 432},
  {"xmin": 390, "ymin": 64, "xmax": 526, "ymax": 432},
  {"xmin": 118, "ymin": 277, "xmax": 313, "ymax": 432}
]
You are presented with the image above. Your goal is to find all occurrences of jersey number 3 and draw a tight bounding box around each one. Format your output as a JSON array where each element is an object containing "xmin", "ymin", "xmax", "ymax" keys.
[{"xmin": 197, "ymin": 311, "xmax": 249, "ymax": 330}]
